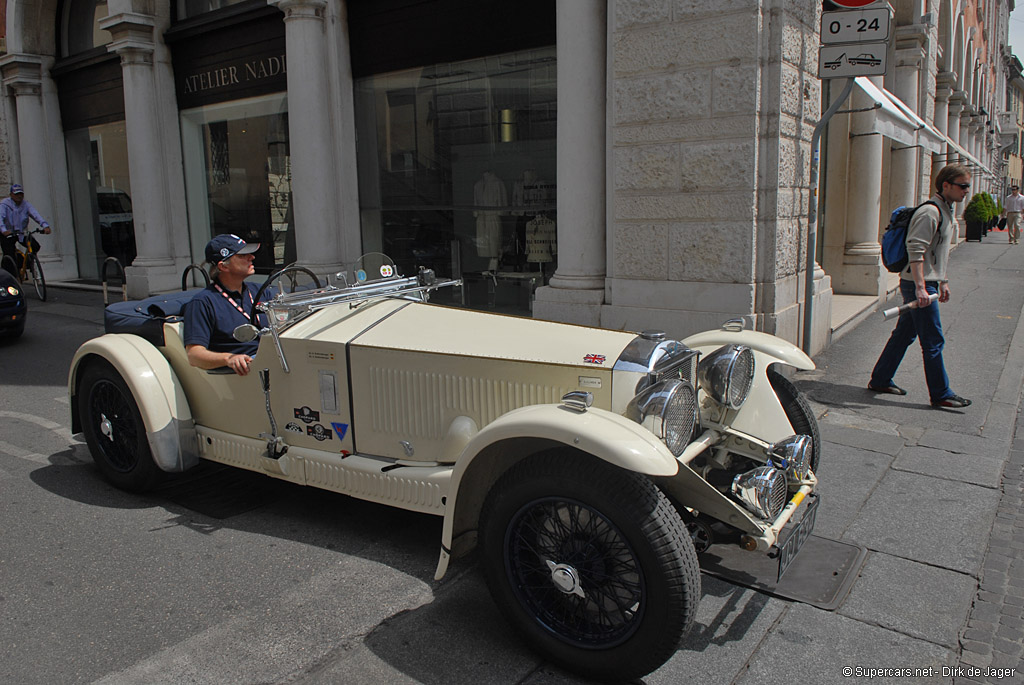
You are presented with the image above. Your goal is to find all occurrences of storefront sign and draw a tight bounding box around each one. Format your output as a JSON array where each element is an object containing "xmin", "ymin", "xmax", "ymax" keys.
[
  {"xmin": 182, "ymin": 55, "xmax": 287, "ymax": 96},
  {"xmin": 168, "ymin": 9, "xmax": 287, "ymax": 109}
]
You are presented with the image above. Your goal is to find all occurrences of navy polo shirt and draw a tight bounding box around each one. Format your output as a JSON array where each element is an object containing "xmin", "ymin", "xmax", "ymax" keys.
[{"xmin": 183, "ymin": 281, "xmax": 270, "ymax": 357}]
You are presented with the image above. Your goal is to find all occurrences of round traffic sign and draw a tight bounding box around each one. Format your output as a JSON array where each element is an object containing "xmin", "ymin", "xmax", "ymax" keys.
[{"xmin": 830, "ymin": 0, "xmax": 878, "ymax": 7}]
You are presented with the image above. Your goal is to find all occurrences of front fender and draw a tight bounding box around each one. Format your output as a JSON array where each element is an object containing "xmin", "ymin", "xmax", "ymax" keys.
[
  {"xmin": 683, "ymin": 328, "xmax": 814, "ymax": 370},
  {"xmin": 69, "ymin": 334, "xmax": 198, "ymax": 473},
  {"xmin": 434, "ymin": 403, "xmax": 679, "ymax": 579}
]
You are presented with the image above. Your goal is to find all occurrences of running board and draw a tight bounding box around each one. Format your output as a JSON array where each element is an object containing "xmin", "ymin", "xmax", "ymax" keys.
[{"xmin": 195, "ymin": 425, "xmax": 452, "ymax": 516}]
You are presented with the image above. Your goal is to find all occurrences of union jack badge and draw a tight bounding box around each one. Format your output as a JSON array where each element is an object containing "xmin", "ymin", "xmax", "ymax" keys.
[{"xmin": 583, "ymin": 353, "xmax": 606, "ymax": 365}]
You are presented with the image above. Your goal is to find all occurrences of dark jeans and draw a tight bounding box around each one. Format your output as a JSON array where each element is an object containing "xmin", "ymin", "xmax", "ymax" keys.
[
  {"xmin": 1, "ymin": 233, "xmax": 40, "ymax": 268},
  {"xmin": 870, "ymin": 279, "xmax": 953, "ymax": 403}
]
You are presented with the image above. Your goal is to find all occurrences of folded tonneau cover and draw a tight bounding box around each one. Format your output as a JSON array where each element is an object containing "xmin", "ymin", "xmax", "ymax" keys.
[{"xmin": 104, "ymin": 290, "xmax": 201, "ymax": 346}]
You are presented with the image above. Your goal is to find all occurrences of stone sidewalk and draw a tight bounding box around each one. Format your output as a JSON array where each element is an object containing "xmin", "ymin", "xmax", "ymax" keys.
[{"xmin": 785, "ymin": 238, "xmax": 1024, "ymax": 685}]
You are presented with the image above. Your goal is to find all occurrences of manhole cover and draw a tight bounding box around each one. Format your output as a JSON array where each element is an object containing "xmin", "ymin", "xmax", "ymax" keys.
[{"xmin": 699, "ymin": 535, "xmax": 867, "ymax": 611}]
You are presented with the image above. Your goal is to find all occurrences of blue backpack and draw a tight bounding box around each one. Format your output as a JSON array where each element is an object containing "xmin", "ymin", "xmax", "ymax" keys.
[{"xmin": 881, "ymin": 201, "xmax": 941, "ymax": 273}]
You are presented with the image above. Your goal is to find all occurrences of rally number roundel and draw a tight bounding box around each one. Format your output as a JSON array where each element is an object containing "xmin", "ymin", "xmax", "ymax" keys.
[{"xmin": 830, "ymin": 0, "xmax": 878, "ymax": 7}]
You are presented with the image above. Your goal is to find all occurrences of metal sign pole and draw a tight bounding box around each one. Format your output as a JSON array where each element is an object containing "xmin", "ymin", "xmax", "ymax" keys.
[{"xmin": 802, "ymin": 77, "xmax": 855, "ymax": 355}]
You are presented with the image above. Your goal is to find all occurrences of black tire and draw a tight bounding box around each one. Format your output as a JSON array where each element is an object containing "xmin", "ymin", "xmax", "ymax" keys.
[
  {"xmin": 28, "ymin": 254, "xmax": 45, "ymax": 301},
  {"xmin": 250, "ymin": 265, "xmax": 321, "ymax": 322},
  {"xmin": 479, "ymin": 453, "xmax": 700, "ymax": 681},
  {"xmin": 767, "ymin": 366, "xmax": 821, "ymax": 472},
  {"xmin": 0, "ymin": 255, "xmax": 17, "ymax": 278},
  {"xmin": 78, "ymin": 360, "xmax": 162, "ymax": 491}
]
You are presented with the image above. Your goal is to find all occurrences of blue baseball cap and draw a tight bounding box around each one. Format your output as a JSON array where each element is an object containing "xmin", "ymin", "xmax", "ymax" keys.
[
  {"xmin": 10, "ymin": 184, "xmax": 23, "ymax": 194},
  {"xmin": 205, "ymin": 234, "xmax": 260, "ymax": 264}
]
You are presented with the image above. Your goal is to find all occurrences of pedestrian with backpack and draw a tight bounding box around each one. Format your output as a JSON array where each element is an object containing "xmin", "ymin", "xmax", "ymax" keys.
[{"xmin": 868, "ymin": 163, "xmax": 972, "ymax": 408}]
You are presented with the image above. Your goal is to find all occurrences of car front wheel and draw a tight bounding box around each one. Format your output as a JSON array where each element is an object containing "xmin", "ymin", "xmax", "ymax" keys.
[
  {"xmin": 479, "ymin": 452, "xmax": 700, "ymax": 681},
  {"xmin": 78, "ymin": 360, "xmax": 162, "ymax": 492}
]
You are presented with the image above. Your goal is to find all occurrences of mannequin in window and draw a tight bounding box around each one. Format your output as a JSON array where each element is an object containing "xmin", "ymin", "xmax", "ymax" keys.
[{"xmin": 473, "ymin": 170, "xmax": 507, "ymax": 271}]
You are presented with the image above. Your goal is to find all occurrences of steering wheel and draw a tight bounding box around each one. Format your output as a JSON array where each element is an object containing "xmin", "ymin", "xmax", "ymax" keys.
[{"xmin": 249, "ymin": 265, "xmax": 322, "ymax": 324}]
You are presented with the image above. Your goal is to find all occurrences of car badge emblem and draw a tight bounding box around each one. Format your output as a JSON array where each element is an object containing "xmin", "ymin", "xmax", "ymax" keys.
[
  {"xmin": 380, "ymin": 264, "xmax": 394, "ymax": 278},
  {"xmin": 294, "ymin": 406, "xmax": 320, "ymax": 423},
  {"xmin": 331, "ymin": 422, "xmax": 348, "ymax": 441},
  {"xmin": 356, "ymin": 269, "xmax": 367, "ymax": 282},
  {"xmin": 583, "ymin": 354, "xmax": 606, "ymax": 364},
  {"xmin": 285, "ymin": 422, "xmax": 303, "ymax": 433},
  {"xmin": 307, "ymin": 424, "xmax": 332, "ymax": 441}
]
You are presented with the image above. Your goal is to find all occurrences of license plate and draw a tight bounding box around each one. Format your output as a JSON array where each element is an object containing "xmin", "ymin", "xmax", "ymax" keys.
[{"xmin": 777, "ymin": 493, "xmax": 819, "ymax": 580}]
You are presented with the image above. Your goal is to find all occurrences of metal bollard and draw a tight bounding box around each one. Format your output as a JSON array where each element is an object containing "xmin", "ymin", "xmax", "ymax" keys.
[
  {"xmin": 101, "ymin": 257, "xmax": 126, "ymax": 305},
  {"xmin": 181, "ymin": 264, "xmax": 210, "ymax": 291}
]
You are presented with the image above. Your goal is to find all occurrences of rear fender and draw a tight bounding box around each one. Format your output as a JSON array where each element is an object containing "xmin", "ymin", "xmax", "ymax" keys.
[
  {"xmin": 684, "ymin": 328, "xmax": 813, "ymax": 445},
  {"xmin": 434, "ymin": 403, "xmax": 679, "ymax": 579},
  {"xmin": 69, "ymin": 334, "xmax": 198, "ymax": 472}
]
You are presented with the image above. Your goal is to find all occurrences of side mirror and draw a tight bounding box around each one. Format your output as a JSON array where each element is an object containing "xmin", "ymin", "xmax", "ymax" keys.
[{"xmin": 233, "ymin": 324, "xmax": 260, "ymax": 342}]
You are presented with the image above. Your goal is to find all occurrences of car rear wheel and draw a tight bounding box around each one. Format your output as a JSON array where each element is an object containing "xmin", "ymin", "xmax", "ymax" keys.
[
  {"xmin": 767, "ymin": 366, "xmax": 821, "ymax": 472},
  {"xmin": 479, "ymin": 453, "xmax": 700, "ymax": 681},
  {"xmin": 78, "ymin": 360, "xmax": 162, "ymax": 491}
]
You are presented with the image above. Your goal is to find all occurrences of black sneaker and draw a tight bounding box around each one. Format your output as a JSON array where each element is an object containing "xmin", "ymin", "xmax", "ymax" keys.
[{"xmin": 931, "ymin": 394, "xmax": 971, "ymax": 408}]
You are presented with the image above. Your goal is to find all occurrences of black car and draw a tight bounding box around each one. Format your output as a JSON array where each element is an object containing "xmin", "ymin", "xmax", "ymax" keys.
[{"xmin": 0, "ymin": 267, "xmax": 27, "ymax": 338}]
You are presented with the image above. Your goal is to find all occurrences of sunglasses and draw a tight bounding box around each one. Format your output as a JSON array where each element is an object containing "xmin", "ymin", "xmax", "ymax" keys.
[{"xmin": 951, "ymin": 182, "xmax": 970, "ymax": 189}]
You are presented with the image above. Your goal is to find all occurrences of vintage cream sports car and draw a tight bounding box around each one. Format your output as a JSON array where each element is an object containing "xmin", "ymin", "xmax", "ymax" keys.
[{"xmin": 68, "ymin": 255, "xmax": 820, "ymax": 681}]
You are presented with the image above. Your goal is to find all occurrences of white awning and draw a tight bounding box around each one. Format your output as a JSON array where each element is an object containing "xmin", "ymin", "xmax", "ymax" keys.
[
  {"xmin": 939, "ymin": 137, "xmax": 996, "ymax": 178},
  {"xmin": 852, "ymin": 77, "xmax": 916, "ymax": 147}
]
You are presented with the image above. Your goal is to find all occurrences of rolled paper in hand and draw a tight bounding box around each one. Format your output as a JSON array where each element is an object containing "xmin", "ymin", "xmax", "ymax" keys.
[{"xmin": 882, "ymin": 292, "xmax": 939, "ymax": 320}]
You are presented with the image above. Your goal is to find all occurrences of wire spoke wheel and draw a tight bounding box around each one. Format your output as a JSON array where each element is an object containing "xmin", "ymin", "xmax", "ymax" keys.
[
  {"xmin": 506, "ymin": 497, "xmax": 644, "ymax": 647},
  {"xmin": 87, "ymin": 379, "xmax": 140, "ymax": 473},
  {"xmin": 28, "ymin": 254, "xmax": 46, "ymax": 301},
  {"xmin": 480, "ymin": 453, "xmax": 700, "ymax": 681},
  {"xmin": 77, "ymin": 360, "xmax": 161, "ymax": 491}
]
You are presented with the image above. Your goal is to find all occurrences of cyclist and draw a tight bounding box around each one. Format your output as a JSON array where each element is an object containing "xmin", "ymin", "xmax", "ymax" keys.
[{"xmin": 0, "ymin": 184, "xmax": 51, "ymax": 269}]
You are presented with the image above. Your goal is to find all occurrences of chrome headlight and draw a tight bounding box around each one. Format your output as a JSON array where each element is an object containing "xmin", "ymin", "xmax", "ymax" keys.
[
  {"xmin": 732, "ymin": 466, "xmax": 787, "ymax": 520},
  {"xmin": 625, "ymin": 378, "xmax": 697, "ymax": 456},
  {"xmin": 769, "ymin": 435, "xmax": 812, "ymax": 480},
  {"xmin": 697, "ymin": 344, "xmax": 754, "ymax": 409}
]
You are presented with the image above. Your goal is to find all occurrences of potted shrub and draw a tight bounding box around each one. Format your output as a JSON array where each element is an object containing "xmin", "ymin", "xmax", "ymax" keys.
[
  {"xmin": 982, "ymin": 193, "xmax": 998, "ymax": 234},
  {"xmin": 963, "ymin": 193, "xmax": 988, "ymax": 241}
]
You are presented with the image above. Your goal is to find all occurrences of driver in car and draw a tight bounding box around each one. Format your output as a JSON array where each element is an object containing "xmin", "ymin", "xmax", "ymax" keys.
[{"xmin": 183, "ymin": 234, "xmax": 270, "ymax": 376}]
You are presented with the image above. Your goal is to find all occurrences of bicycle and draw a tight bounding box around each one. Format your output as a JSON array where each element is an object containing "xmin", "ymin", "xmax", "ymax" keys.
[{"xmin": 0, "ymin": 228, "xmax": 47, "ymax": 301}]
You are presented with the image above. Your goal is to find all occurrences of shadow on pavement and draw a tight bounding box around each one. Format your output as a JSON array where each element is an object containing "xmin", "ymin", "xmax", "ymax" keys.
[{"xmin": 28, "ymin": 449, "xmax": 444, "ymax": 582}]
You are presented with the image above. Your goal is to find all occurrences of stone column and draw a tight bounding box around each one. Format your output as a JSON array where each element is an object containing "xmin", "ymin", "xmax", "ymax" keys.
[
  {"xmin": 931, "ymin": 76, "xmax": 953, "ymax": 180},
  {"xmin": 0, "ymin": 53, "xmax": 74, "ymax": 276},
  {"xmin": 0, "ymin": 56, "xmax": 49, "ymax": 225},
  {"xmin": 101, "ymin": 13, "xmax": 180, "ymax": 297},
  {"xmin": 271, "ymin": 0, "xmax": 344, "ymax": 275},
  {"xmin": 891, "ymin": 34, "xmax": 925, "ymax": 209},
  {"xmin": 946, "ymin": 97, "xmax": 963, "ymax": 150},
  {"xmin": 838, "ymin": 83, "xmax": 885, "ymax": 298},
  {"xmin": 532, "ymin": 0, "xmax": 606, "ymax": 326}
]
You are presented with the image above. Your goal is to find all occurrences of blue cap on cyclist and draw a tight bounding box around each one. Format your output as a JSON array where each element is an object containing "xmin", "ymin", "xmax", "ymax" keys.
[{"xmin": 10, "ymin": 184, "xmax": 23, "ymax": 195}]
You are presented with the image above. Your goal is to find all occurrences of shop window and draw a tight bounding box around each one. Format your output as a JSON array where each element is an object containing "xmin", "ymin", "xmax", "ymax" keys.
[
  {"xmin": 355, "ymin": 46, "xmax": 557, "ymax": 315},
  {"xmin": 60, "ymin": 0, "xmax": 111, "ymax": 57},
  {"xmin": 180, "ymin": 93, "xmax": 293, "ymax": 274},
  {"xmin": 65, "ymin": 122, "xmax": 134, "ymax": 280}
]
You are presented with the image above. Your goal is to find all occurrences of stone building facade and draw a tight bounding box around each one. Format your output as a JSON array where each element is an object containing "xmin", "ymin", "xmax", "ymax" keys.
[{"xmin": 0, "ymin": 0, "xmax": 1016, "ymax": 355}]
